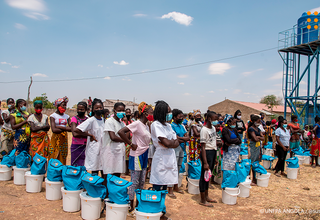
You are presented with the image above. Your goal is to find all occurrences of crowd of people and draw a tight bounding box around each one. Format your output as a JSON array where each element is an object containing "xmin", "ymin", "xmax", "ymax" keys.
[{"xmin": 0, "ymin": 97, "xmax": 320, "ymax": 219}]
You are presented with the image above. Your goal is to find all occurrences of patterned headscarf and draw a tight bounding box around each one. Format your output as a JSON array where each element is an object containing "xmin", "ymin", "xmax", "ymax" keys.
[
  {"xmin": 193, "ymin": 109, "xmax": 201, "ymax": 117},
  {"xmin": 33, "ymin": 100, "xmax": 43, "ymax": 107},
  {"xmin": 54, "ymin": 96, "xmax": 69, "ymax": 107}
]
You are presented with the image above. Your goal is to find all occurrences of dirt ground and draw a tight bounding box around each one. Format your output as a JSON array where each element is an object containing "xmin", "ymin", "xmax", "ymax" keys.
[{"xmin": 1, "ymin": 133, "xmax": 320, "ymax": 219}]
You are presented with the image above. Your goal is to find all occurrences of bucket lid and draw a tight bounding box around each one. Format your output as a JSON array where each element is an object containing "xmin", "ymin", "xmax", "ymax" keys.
[
  {"xmin": 13, "ymin": 166, "xmax": 30, "ymax": 170},
  {"xmin": 80, "ymin": 192, "xmax": 101, "ymax": 201},
  {"xmin": 61, "ymin": 186, "xmax": 83, "ymax": 193},
  {"xmin": 105, "ymin": 199, "xmax": 129, "ymax": 208},
  {"xmin": 45, "ymin": 178, "xmax": 63, "ymax": 184},
  {"xmin": 135, "ymin": 210, "xmax": 163, "ymax": 217}
]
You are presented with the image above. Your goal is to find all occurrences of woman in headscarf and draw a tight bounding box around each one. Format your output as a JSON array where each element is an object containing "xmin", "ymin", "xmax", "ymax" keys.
[
  {"xmin": 10, "ymin": 99, "xmax": 30, "ymax": 154},
  {"xmin": 0, "ymin": 98, "xmax": 15, "ymax": 159},
  {"xmin": 49, "ymin": 96, "xmax": 71, "ymax": 165},
  {"xmin": 28, "ymin": 100, "xmax": 51, "ymax": 158},
  {"xmin": 189, "ymin": 110, "xmax": 203, "ymax": 161}
]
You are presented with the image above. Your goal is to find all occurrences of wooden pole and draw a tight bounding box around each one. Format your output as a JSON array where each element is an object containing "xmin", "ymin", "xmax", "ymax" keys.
[{"xmin": 27, "ymin": 76, "xmax": 33, "ymax": 111}]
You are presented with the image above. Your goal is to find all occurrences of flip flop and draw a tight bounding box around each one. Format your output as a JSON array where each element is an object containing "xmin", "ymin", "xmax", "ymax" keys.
[
  {"xmin": 199, "ymin": 202, "xmax": 214, "ymax": 207},
  {"xmin": 167, "ymin": 193, "xmax": 177, "ymax": 199},
  {"xmin": 206, "ymin": 198, "xmax": 217, "ymax": 203},
  {"xmin": 250, "ymin": 182, "xmax": 257, "ymax": 186},
  {"xmin": 174, "ymin": 189, "xmax": 185, "ymax": 194},
  {"xmin": 275, "ymin": 173, "xmax": 281, "ymax": 177}
]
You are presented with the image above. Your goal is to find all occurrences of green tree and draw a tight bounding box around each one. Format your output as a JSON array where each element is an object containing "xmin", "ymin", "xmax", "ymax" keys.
[
  {"xmin": 260, "ymin": 95, "xmax": 282, "ymax": 111},
  {"xmin": 32, "ymin": 93, "xmax": 55, "ymax": 109}
]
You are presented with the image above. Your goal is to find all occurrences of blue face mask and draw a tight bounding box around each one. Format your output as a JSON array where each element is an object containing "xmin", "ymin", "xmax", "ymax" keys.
[
  {"xmin": 166, "ymin": 113, "xmax": 173, "ymax": 122},
  {"xmin": 230, "ymin": 125, "xmax": 236, "ymax": 129},
  {"xmin": 283, "ymin": 124, "xmax": 288, "ymax": 129},
  {"xmin": 20, "ymin": 106, "xmax": 26, "ymax": 111},
  {"xmin": 8, "ymin": 104, "xmax": 12, "ymax": 109},
  {"xmin": 211, "ymin": 120, "xmax": 218, "ymax": 126},
  {"xmin": 116, "ymin": 112, "xmax": 126, "ymax": 119}
]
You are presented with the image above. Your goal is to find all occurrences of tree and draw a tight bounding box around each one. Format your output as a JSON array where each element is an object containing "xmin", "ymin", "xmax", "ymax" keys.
[
  {"xmin": 32, "ymin": 93, "xmax": 55, "ymax": 109},
  {"xmin": 260, "ymin": 95, "xmax": 282, "ymax": 111}
]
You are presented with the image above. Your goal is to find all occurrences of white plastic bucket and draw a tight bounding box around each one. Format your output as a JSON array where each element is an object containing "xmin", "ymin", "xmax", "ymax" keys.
[
  {"xmin": 222, "ymin": 187, "xmax": 240, "ymax": 205},
  {"xmin": 25, "ymin": 171, "xmax": 44, "ymax": 193},
  {"xmin": 262, "ymin": 160, "xmax": 271, "ymax": 169},
  {"xmin": 80, "ymin": 192, "xmax": 101, "ymax": 220},
  {"xmin": 241, "ymin": 155, "xmax": 248, "ymax": 160},
  {"xmin": 263, "ymin": 149, "xmax": 273, "ymax": 156},
  {"xmin": 287, "ymin": 167, "xmax": 298, "ymax": 179},
  {"xmin": 13, "ymin": 166, "xmax": 30, "ymax": 185},
  {"xmin": 135, "ymin": 210, "xmax": 163, "ymax": 220},
  {"xmin": 239, "ymin": 179, "xmax": 251, "ymax": 198},
  {"xmin": 0, "ymin": 165, "xmax": 12, "ymax": 181},
  {"xmin": 318, "ymin": 157, "xmax": 320, "ymax": 165},
  {"xmin": 187, "ymin": 178, "xmax": 200, "ymax": 195},
  {"xmin": 214, "ymin": 175, "xmax": 222, "ymax": 185},
  {"xmin": 256, "ymin": 173, "xmax": 270, "ymax": 187},
  {"xmin": 45, "ymin": 178, "xmax": 63, "ymax": 200},
  {"xmin": 285, "ymin": 152, "xmax": 290, "ymax": 160},
  {"xmin": 105, "ymin": 201, "xmax": 129, "ymax": 220},
  {"xmin": 61, "ymin": 187, "xmax": 83, "ymax": 212},
  {"xmin": 296, "ymin": 155, "xmax": 305, "ymax": 165},
  {"xmin": 303, "ymin": 156, "xmax": 311, "ymax": 165},
  {"xmin": 178, "ymin": 173, "xmax": 184, "ymax": 187},
  {"xmin": 184, "ymin": 162, "xmax": 188, "ymax": 175}
]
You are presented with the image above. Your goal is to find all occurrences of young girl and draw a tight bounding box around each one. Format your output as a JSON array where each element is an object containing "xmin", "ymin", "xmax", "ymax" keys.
[
  {"xmin": 74, "ymin": 99, "xmax": 104, "ymax": 173},
  {"xmin": 311, "ymin": 116, "xmax": 320, "ymax": 167},
  {"xmin": 0, "ymin": 98, "xmax": 15, "ymax": 159},
  {"xmin": 118, "ymin": 102, "xmax": 153, "ymax": 213},
  {"xmin": 10, "ymin": 99, "xmax": 30, "ymax": 154},
  {"xmin": 28, "ymin": 100, "xmax": 51, "ymax": 158},
  {"xmin": 199, "ymin": 111, "xmax": 218, "ymax": 207},
  {"xmin": 288, "ymin": 115, "xmax": 303, "ymax": 157},
  {"xmin": 49, "ymin": 96, "xmax": 71, "ymax": 164},
  {"xmin": 189, "ymin": 110, "xmax": 202, "ymax": 161},
  {"xmin": 70, "ymin": 102, "xmax": 88, "ymax": 166},
  {"xmin": 101, "ymin": 102, "xmax": 126, "ymax": 178}
]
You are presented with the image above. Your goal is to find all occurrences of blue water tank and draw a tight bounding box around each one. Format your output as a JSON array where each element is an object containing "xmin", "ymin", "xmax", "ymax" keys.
[{"xmin": 297, "ymin": 12, "xmax": 320, "ymax": 45}]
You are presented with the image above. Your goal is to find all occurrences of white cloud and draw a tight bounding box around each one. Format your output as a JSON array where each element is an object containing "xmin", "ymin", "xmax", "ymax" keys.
[
  {"xmin": 269, "ymin": 71, "xmax": 283, "ymax": 80},
  {"xmin": 113, "ymin": 60, "xmax": 129, "ymax": 66},
  {"xmin": 32, "ymin": 73, "xmax": 47, "ymax": 77},
  {"xmin": 98, "ymin": 64, "xmax": 103, "ymax": 68},
  {"xmin": 177, "ymin": 82, "xmax": 184, "ymax": 85},
  {"xmin": 1, "ymin": 62, "xmax": 11, "ymax": 65},
  {"xmin": 122, "ymin": 77, "xmax": 131, "ymax": 81},
  {"xmin": 0, "ymin": 69, "xmax": 5, "ymax": 73},
  {"xmin": 208, "ymin": 91, "xmax": 215, "ymax": 93},
  {"xmin": 133, "ymin": 14, "xmax": 147, "ymax": 17},
  {"xmin": 104, "ymin": 76, "xmax": 111, "ymax": 80},
  {"xmin": 310, "ymin": 7, "xmax": 320, "ymax": 13},
  {"xmin": 161, "ymin": 11, "xmax": 193, "ymax": 26},
  {"xmin": 208, "ymin": 63, "xmax": 231, "ymax": 75},
  {"xmin": 11, "ymin": 65, "xmax": 19, "ymax": 68},
  {"xmin": 244, "ymin": 92, "xmax": 251, "ymax": 95},
  {"xmin": 6, "ymin": 0, "xmax": 46, "ymax": 11},
  {"xmin": 15, "ymin": 23, "xmax": 26, "ymax": 30},
  {"xmin": 242, "ymin": 68, "xmax": 263, "ymax": 76},
  {"xmin": 177, "ymin": 74, "xmax": 188, "ymax": 78},
  {"xmin": 233, "ymin": 89, "xmax": 242, "ymax": 94},
  {"xmin": 183, "ymin": 93, "xmax": 191, "ymax": 96},
  {"xmin": 300, "ymin": 80, "xmax": 307, "ymax": 85},
  {"xmin": 24, "ymin": 12, "xmax": 49, "ymax": 20}
]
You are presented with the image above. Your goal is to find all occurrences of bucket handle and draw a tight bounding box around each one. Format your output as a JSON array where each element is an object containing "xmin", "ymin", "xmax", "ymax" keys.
[
  {"xmin": 224, "ymin": 188, "xmax": 241, "ymax": 197},
  {"xmin": 256, "ymin": 177, "xmax": 269, "ymax": 180},
  {"xmin": 240, "ymin": 183, "xmax": 252, "ymax": 189},
  {"xmin": 188, "ymin": 180, "xmax": 199, "ymax": 187}
]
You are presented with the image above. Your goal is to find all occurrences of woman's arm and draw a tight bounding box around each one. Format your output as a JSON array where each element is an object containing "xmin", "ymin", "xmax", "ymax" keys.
[
  {"xmin": 222, "ymin": 128, "xmax": 240, "ymax": 144},
  {"xmin": 158, "ymin": 136, "xmax": 179, "ymax": 148},
  {"xmin": 118, "ymin": 127, "xmax": 138, "ymax": 150},
  {"xmin": 276, "ymin": 135, "xmax": 288, "ymax": 151},
  {"xmin": 2, "ymin": 112, "xmax": 10, "ymax": 123},
  {"xmin": 249, "ymin": 130, "xmax": 261, "ymax": 142},
  {"xmin": 200, "ymin": 143, "xmax": 209, "ymax": 170},
  {"xmin": 50, "ymin": 117, "xmax": 64, "ymax": 133},
  {"xmin": 192, "ymin": 126, "xmax": 200, "ymax": 137},
  {"xmin": 108, "ymin": 131, "xmax": 124, "ymax": 142},
  {"xmin": 10, "ymin": 115, "xmax": 28, "ymax": 130},
  {"xmin": 71, "ymin": 122, "xmax": 87, "ymax": 139}
]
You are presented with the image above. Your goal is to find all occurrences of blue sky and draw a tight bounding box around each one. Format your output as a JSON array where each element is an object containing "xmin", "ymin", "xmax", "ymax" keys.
[{"xmin": 1, "ymin": 0, "xmax": 319, "ymax": 113}]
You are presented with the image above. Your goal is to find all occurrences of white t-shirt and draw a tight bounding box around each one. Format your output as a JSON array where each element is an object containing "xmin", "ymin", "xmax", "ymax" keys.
[
  {"xmin": 77, "ymin": 116, "xmax": 104, "ymax": 171},
  {"xmin": 1, "ymin": 110, "xmax": 12, "ymax": 130},
  {"xmin": 50, "ymin": 112, "xmax": 69, "ymax": 127},
  {"xmin": 150, "ymin": 121, "xmax": 178, "ymax": 185},
  {"xmin": 126, "ymin": 120, "xmax": 151, "ymax": 157},
  {"xmin": 200, "ymin": 126, "xmax": 217, "ymax": 150},
  {"xmin": 191, "ymin": 121, "xmax": 203, "ymax": 137},
  {"xmin": 275, "ymin": 127, "xmax": 291, "ymax": 147},
  {"xmin": 101, "ymin": 117, "xmax": 125, "ymax": 174},
  {"xmin": 28, "ymin": 114, "xmax": 48, "ymax": 127}
]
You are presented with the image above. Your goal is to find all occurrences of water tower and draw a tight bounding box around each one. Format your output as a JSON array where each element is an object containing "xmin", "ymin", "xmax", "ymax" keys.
[{"xmin": 278, "ymin": 11, "xmax": 320, "ymax": 125}]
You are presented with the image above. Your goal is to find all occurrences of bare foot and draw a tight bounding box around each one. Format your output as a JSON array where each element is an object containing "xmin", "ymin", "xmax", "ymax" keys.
[
  {"xmin": 167, "ymin": 193, "xmax": 176, "ymax": 199},
  {"xmin": 173, "ymin": 189, "xmax": 184, "ymax": 194},
  {"xmin": 199, "ymin": 201, "xmax": 214, "ymax": 207},
  {"xmin": 206, "ymin": 198, "xmax": 217, "ymax": 203}
]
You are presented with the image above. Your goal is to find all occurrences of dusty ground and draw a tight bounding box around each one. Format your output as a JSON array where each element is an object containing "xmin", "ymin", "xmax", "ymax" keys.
[{"xmin": 1, "ymin": 133, "xmax": 320, "ymax": 219}]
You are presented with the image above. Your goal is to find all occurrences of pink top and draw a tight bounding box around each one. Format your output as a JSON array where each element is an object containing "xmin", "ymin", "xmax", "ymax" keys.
[
  {"xmin": 127, "ymin": 120, "xmax": 151, "ymax": 157},
  {"xmin": 71, "ymin": 116, "xmax": 88, "ymax": 145}
]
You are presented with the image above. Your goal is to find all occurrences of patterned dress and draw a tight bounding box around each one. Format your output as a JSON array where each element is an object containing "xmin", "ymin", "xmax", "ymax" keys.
[
  {"xmin": 189, "ymin": 121, "xmax": 202, "ymax": 161},
  {"xmin": 12, "ymin": 111, "xmax": 30, "ymax": 154}
]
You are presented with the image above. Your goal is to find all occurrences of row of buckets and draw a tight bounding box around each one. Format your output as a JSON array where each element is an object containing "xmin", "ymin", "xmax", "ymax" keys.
[{"xmin": 0, "ymin": 164, "xmax": 161, "ymax": 220}]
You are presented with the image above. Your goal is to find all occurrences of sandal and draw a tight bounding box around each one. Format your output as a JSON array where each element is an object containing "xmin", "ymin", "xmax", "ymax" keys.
[
  {"xmin": 174, "ymin": 189, "xmax": 185, "ymax": 194},
  {"xmin": 275, "ymin": 173, "xmax": 281, "ymax": 177},
  {"xmin": 167, "ymin": 193, "xmax": 176, "ymax": 199},
  {"xmin": 250, "ymin": 182, "xmax": 257, "ymax": 186},
  {"xmin": 206, "ymin": 198, "xmax": 217, "ymax": 203},
  {"xmin": 199, "ymin": 202, "xmax": 214, "ymax": 207}
]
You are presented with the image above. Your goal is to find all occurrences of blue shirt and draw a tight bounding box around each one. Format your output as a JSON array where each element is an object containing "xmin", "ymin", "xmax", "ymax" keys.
[
  {"xmin": 315, "ymin": 123, "xmax": 320, "ymax": 138},
  {"xmin": 171, "ymin": 122, "xmax": 187, "ymax": 152}
]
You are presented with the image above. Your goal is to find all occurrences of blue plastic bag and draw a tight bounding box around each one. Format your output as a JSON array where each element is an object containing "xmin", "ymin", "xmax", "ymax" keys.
[
  {"xmin": 15, "ymin": 151, "xmax": 31, "ymax": 168},
  {"xmin": 179, "ymin": 156, "xmax": 187, "ymax": 173},
  {"xmin": 235, "ymin": 162, "xmax": 247, "ymax": 183},
  {"xmin": 188, "ymin": 159, "xmax": 201, "ymax": 180},
  {"xmin": 1, "ymin": 149, "xmax": 16, "ymax": 167},
  {"xmin": 31, "ymin": 153, "xmax": 47, "ymax": 175},
  {"xmin": 221, "ymin": 170, "xmax": 239, "ymax": 189},
  {"xmin": 47, "ymin": 159, "xmax": 64, "ymax": 182},
  {"xmin": 82, "ymin": 172, "xmax": 106, "ymax": 199},
  {"xmin": 286, "ymin": 157, "xmax": 299, "ymax": 168},
  {"xmin": 106, "ymin": 174, "xmax": 132, "ymax": 204},
  {"xmin": 62, "ymin": 165, "xmax": 86, "ymax": 190},
  {"xmin": 252, "ymin": 161, "xmax": 267, "ymax": 174},
  {"xmin": 241, "ymin": 159, "xmax": 251, "ymax": 176},
  {"xmin": 135, "ymin": 188, "xmax": 167, "ymax": 213},
  {"xmin": 264, "ymin": 142, "xmax": 273, "ymax": 149},
  {"xmin": 292, "ymin": 147, "xmax": 304, "ymax": 155},
  {"xmin": 261, "ymin": 155, "xmax": 275, "ymax": 161},
  {"xmin": 240, "ymin": 147, "xmax": 248, "ymax": 156}
]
